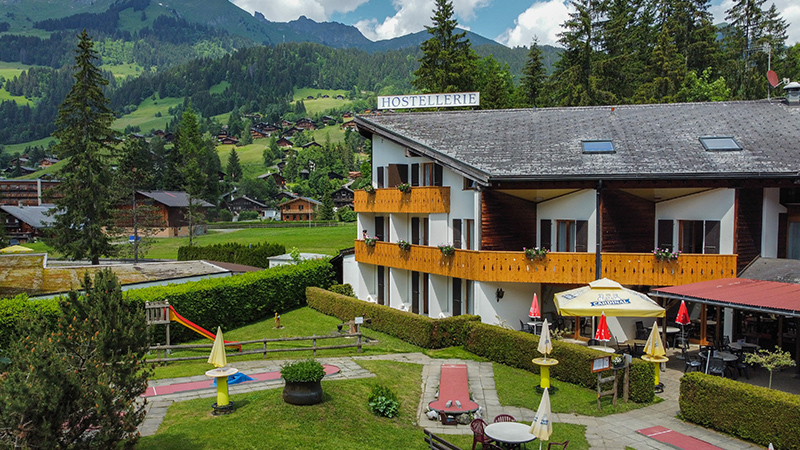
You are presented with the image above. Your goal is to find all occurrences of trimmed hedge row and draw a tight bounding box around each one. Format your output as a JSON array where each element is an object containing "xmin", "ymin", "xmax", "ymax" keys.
[
  {"xmin": 464, "ymin": 322, "xmax": 654, "ymax": 403},
  {"xmin": 127, "ymin": 259, "xmax": 334, "ymax": 343},
  {"xmin": 177, "ymin": 241, "xmax": 286, "ymax": 268},
  {"xmin": 0, "ymin": 294, "xmax": 61, "ymax": 349},
  {"xmin": 680, "ymin": 372, "xmax": 800, "ymax": 448},
  {"xmin": 306, "ymin": 287, "xmax": 654, "ymax": 402},
  {"xmin": 305, "ymin": 287, "xmax": 480, "ymax": 349}
]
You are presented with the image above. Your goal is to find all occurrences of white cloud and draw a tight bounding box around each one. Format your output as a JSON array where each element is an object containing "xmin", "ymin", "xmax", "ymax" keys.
[
  {"xmin": 496, "ymin": 0, "xmax": 570, "ymax": 47},
  {"xmin": 355, "ymin": 0, "xmax": 491, "ymax": 42},
  {"xmin": 710, "ymin": 0, "xmax": 800, "ymax": 45},
  {"xmin": 231, "ymin": 0, "xmax": 368, "ymax": 23}
]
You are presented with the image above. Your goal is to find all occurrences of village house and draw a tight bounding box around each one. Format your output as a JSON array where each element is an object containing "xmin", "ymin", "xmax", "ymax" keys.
[
  {"xmin": 331, "ymin": 185, "xmax": 354, "ymax": 209},
  {"xmin": 0, "ymin": 179, "xmax": 60, "ymax": 206},
  {"xmin": 257, "ymin": 172, "xmax": 286, "ymax": 187},
  {"xmin": 301, "ymin": 141, "xmax": 322, "ymax": 149},
  {"xmin": 295, "ymin": 118, "xmax": 317, "ymax": 130},
  {"xmin": 225, "ymin": 195, "xmax": 270, "ymax": 217},
  {"xmin": 276, "ymin": 137, "xmax": 293, "ymax": 148},
  {"xmin": 342, "ymin": 91, "xmax": 800, "ymax": 357},
  {"xmin": 0, "ymin": 204, "xmax": 57, "ymax": 243},
  {"xmin": 278, "ymin": 196, "xmax": 321, "ymax": 222},
  {"xmin": 131, "ymin": 191, "xmax": 214, "ymax": 237}
]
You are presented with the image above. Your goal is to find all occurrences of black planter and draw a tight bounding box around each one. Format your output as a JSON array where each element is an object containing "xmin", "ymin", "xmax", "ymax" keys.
[{"xmin": 283, "ymin": 380, "xmax": 323, "ymax": 405}]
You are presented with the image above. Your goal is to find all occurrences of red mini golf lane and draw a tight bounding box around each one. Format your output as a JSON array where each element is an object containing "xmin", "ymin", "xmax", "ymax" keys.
[
  {"xmin": 637, "ymin": 426, "xmax": 726, "ymax": 450},
  {"xmin": 142, "ymin": 365, "xmax": 340, "ymax": 398}
]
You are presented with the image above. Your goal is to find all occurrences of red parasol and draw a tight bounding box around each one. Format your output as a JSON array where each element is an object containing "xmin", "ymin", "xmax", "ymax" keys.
[
  {"xmin": 676, "ymin": 300, "xmax": 690, "ymax": 325},
  {"xmin": 529, "ymin": 293, "xmax": 541, "ymax": 319},
  {"xmin": 594, "ymin": 311, "xmax": 611, "ymax": 342}
]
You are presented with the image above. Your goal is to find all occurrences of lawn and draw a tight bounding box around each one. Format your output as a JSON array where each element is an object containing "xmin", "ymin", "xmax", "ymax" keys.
[
  {"xmin": 293, "ymin": 87, "xmax": 352, "ymax": 116},
  {"xmin": 0, "ymin": 62, "xmax": 36, "ymax": 106},
  {"xmin": 113, "ymin": 95, "xmax": 182, "ymax": 133},
  {"xmin": 216, "ymin": 142, "xmax": 270, "ymax": 178}
]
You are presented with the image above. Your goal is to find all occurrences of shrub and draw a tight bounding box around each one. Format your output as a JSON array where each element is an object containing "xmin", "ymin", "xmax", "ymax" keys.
[
  {"xmin": 368, "ymin": 385, "xmax": 400, "ymax": 418},
  {"xmin": 281, "ymin": 359, "xmax": 325, "ymax": 382},
  {"xmin": 329, "ymin": 284, "xmax": 355, "ymax": 297},
  {"xmin": 128, "ymin": 259, "xmax": 334, "ymax": 343},
  {"xmin": 218, "ymin": 209, "xmax": 233, "ymax": 222},
  {"xmin": 680, "ymin": 372, "xmax": 800, "ymax": 448},
  {"xmin": 177, "ymin": 241, "xmax": 285, "ymax": 268},
  {"xmin": 238, "ymin": 210, "xmax": 260, "ymax": 221},
  {"xmin": 0, "ymin": 294, "xmax": 60, "ymax": 349}
]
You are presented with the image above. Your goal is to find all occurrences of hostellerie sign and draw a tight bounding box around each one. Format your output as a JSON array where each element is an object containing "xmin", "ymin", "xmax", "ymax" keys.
[{"xmin": 377, "ymin": 92, "xmax": 480, "ymax": 110}]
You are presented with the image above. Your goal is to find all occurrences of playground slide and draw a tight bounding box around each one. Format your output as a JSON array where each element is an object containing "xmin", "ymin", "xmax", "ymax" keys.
[{"xmin": 168, "ymin": 306, "xmax": 241, "ymax": 350}]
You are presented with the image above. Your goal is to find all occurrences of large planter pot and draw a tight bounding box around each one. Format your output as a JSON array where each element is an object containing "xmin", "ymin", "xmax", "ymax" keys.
[{"xmin": 282, "ymin": 380, "xmax": 323, "ymax": 405}]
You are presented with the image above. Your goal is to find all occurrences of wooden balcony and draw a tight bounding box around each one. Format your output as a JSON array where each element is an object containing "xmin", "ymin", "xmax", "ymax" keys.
[
  {"xmin": 354, "ymin": 241, "xmax": 737, "ymax": 286},
  {"xmin": 354, "ymin": 187, "xmax": 450, "ymax": 214}
]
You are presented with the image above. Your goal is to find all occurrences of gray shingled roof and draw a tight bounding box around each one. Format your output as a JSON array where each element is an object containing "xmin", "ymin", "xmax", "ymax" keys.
[
  {"xmin": 356, "ymin": 101, "xmax": 800, "ymax": 184},
  {"xmin": 0, "ymin": 205, "xmax": 58, "ymax": 229},
  {"xmin": 137, "ymin": 191, "xmax": 214, "ymax": 208}
]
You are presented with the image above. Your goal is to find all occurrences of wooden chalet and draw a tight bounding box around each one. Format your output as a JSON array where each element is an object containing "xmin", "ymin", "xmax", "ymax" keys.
[
  {"xmin": 295, "ymin": 118, "xmax": 317, "ymax": 130},
  {"xmin": 219, "ymin": 136, "xmax": 239, "ymax": 145},
  {"xmin": 225, "ymin": 195, "xmax": 269, "ymax": 216},
  {"xmin": 279, "ymin": 196, "xmax": 321, "ymax": 222},
  {"xmin": 276, "ymin": 137, "xmax": 293, "ymax": 148},
  {"xmin": 331, "ymin": 186, "xmax": 354, "ymax": 209},
  {"xmin": 301, "ymin": 141, "xmax": 322, "ymax": 149},
  {"xmin": 0, "ymin": 204, "xmax": 57, "ymax": 242},
  {"xmin": 0, "ymin": 179, "xmax": 60, "ymax": 206},
  {"xmin": 258, "ymin": 172, "xmax": 286, "ymax": 187},
  {"xmin": 133, "ymin": 191, "xmax": 214, "ymax": 237},
  {"xmin": 341, "ymin": 121, "xmax": 357, "ymax": 130}
]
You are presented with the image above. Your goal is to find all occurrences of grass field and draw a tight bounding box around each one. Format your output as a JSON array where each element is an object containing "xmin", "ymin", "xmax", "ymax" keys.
[
  {"xmin": 4, "ymin": 136, "xmax": 56, "ymax": 155},
  {"xmin": 113, "ymin": 95, "xmax": 182, "ymax": 133},
  {"xmin": 103, "ymin": 63, "xmax": 146, "ymax": 79},
  {"xmin": 209, "ymin": 81, "xmax": 230, "ymax": 95},
  {"xmin": 0, "ymin": 62, "xmax": 38, "ymax": 106},
  {"xmin": 216, "ymin": 142, "xmax": 270, "ymax": 178},
  {"xmin": 293, "ymin": 87, "xmax": 352, "ymax": 116}
]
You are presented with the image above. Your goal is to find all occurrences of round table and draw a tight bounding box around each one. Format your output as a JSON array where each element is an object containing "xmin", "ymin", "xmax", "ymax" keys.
[
  {"xmin": 484, "ymin": 422, "xmax": 537, "ymax": 446},
  {"xmin": 588, "ymin": 345, "xmax": 616, "ymax": 354},
  {"xmin": 700, "ymin": 351, "xmax": 738, "ymax": 362}
]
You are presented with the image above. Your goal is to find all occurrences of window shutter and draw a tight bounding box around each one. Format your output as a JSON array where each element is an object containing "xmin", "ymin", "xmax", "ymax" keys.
[
  {"xmin": 434, "ymin": 164, "xmax": 443, "ymax": 186},
  {"xmin": 576, "ymin": 220, "xmax": 589, "ymax": 252},
  {"xmin": 453, "ymin": 219, "xmax": 462, "ymax": 248},
  {"xmin": 540, "ymin": 219, "xmax": 552, "ymax": 250},
  {"xmin": 658, "ymin": 220, "xmax": 674, "ymax": 251},
  {"xmin": 411, "ymin": 163, "xmax": 419, "ymax": 186},
  {"xmin": 704, "ymin": 220, "xmax": 720, "ymax": 254}
]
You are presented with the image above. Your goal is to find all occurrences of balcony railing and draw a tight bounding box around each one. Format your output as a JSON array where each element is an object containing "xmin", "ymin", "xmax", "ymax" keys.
[
  {"xmin": 354, "ymin": 241, "xmax": 737, "ymax": 286},
  {"xmin": 354, "ymin": 187, "xmax": 450, "ymax": 214}
]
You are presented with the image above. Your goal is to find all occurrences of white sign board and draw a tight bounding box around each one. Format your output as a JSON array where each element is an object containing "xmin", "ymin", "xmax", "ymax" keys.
[
  {"xmin": 355, "ymin": 317, "xmax": 364, "ymax": 325},
  {"xmin": 377, "ymin": 92, "xmax": 480, "ymax": 110}
]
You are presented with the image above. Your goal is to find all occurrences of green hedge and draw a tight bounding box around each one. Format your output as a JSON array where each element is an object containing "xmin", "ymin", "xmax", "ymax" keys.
[
  {"xmin": 305, "ymin": 287, "xmax": 480, "ymax": 348},
  {"xmin": 680, "ymin": 372, "xmax": 800, "ymax": 448},
  {"xmin": 128, "ymin": 259, "xmax": 334, "ymax": 343},
  {"xmin": 0, "ymin": 294, "xmax": 61, "ymax": 349},
  {"xmin": 177, "ymin": 241, "xmax": 286, "ymax": 268},
  {"xmin": 306, "ymin": 287, "xmax": 654, "ymax": 402}
]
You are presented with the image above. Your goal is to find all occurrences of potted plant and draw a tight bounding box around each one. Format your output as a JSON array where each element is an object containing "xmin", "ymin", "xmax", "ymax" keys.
[
  {"xmin": 653, "ymin": 248, "xmax": 681, "ymax": 261},
  {"xmin": 523, "ymin": 246, "xmax": 549, "ymax": 260},
  {"xmin": 397, "ymin": 240, "xmax": 411, "ymax": 251},
  {"xmin": 396, "ymin": 183, "xmax": 412, "ymax": 193},
  {"xmin": 438, "ymin": 244, "xmax": 455, "ymax": 256},
  {"xmin": 365, "ymin": 237, "xmax": 378, "ymax": 247},
  {"xmin": 281, "ymin": 359, "xmax": 325, "ymax": 405},
  {"xmin": 363, "ymin": 185, "xmax": 375, "ymax": 194}
]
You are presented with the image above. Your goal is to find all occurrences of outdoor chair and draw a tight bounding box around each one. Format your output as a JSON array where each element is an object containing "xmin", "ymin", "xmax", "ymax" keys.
[
  {"xmin": 682, "ymin": 348, "xmax": 702, "ymax": 373},
  {"xmin": 470, "ymin": 418, "xmax": 493, "ymax": 450},
  {"xmin": 548, "ymin": 441, "xmax": 570, "ymax": 449},
  {"xmin": 492, "ymin": 414, "xmax": 516, "ymax": 423},
  {"xmin": 614, "ymin": 336, "xmax": 631, "ymax": 354},
  {"xmin": 519, "ymin": 320, "xmax": 533, "ymax": 334},
  {"xmin": 707, "ymin": 356, "xmax": 726, "ymax": 377},
  {"xmin": 482, "ymin": 444, "xmax": 504, "ymax": 450},
  {"xmin": 736, "ymin": 347, "xmax": 756, "ymax": 379}
]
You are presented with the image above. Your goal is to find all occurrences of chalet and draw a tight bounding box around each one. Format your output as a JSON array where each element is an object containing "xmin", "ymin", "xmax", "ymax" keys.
[
  {"xmin": 278, "ymin": 196, "xmax": 321, "ymax": 222},
  {"xmin": 296, "ymin": 118, "xmax": 317, "ymax": 130},
  {"xmin": 134, "ymin": 191, "xmax": 214, "ymax": 237},
  {"xmin": 336, "ymin": 95, "xmax": 345, "ymax": 100},
  {"xmin": 343, "ymin": 92, "xmax": 800, "ymax": 355},
  {"xmin": 301, "ymin": 141, "xmax": 322, "ymax": 149},
  {"xmin": 153, "ymin": 130, "xmax": 175, "ymax": 142},
  {"xmin": 276, "ymin": 137, "xmax": 293, "ymax": 148},
  {"xmin": 275, "ymin": 191, "xmax": 298, "ymax": 203},
  {"xmin": 341, "ymin": 121, "xmax": 357, "ymax": 130},
  {"xmin": 348, "ymin": 171, "xmax": 362, "ymax": 179},
  {"xmin": 3, "ymin": 166, "xmax": 38, "ymax": 177},
  {"xmin": 38, "ymin": 158, "xmax": 59, "ymax": 169},
  {"xmin": 331, "ymin": 186, "xmax": 354, "ymax": 209},
  {"xmin": 219, "ymin": 136, "xmax": 239, "ymax": 145},
  {"xmin": 0, "ymin": 179, "xmax": 60, "ymax": 206},
  {"xmin": 225, "ymin": 195, "xmax": 269, "ymax": 215},
  {"xmin": 343, "ymin": 112, "xmax": 353, "ymax": 118},
  {"xmin": 299, "ymin": 169, "xmax": 310, "ymax": 180},
  {"xmin": 250, "ymin": 128, "xmax": 269, "ymax": 139},
  {"xmin": 257, "ymin": 172, "xmax": 286, "ymax": 187},
  {"xmin": 322, "ymin": 115, "xmax": 335, "ymax": 122},
  {"xmin": 284, "ymin": 127, "xmax": 303, "ymax": 137},
  {"xmin": 0, "ymin": 204, "xmax": 58, "ymax": 242},
  {"xmin": 281, "ymin": 120, "xmax": 294, "ymax": 128},
  {"xmin": 258, "ymin": 123, "xmax": 281, "ymax": 134},
  {"xmin": 277, "ymin": 161, "xmax": 287, "ymax": 171}
]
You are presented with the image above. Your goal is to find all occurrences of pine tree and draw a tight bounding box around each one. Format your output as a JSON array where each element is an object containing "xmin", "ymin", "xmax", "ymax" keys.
[
  {"xmin": 48, "ymin": 30, "xmax": 117, "ymax": 265},
  {"xmin": 0, "ymin": 269, "xmax": 151, "ymax": 448},
  {"xmin": 412, "ymin": 0, "xmax": 478, "ymax": 94},
  {"xmin": 227, "ymin": 148, "xmax": 243, "ymax": 183},
  {"xmin": 176, "ymin": 107, "xmax": 208, "ymax": 246},
  {"xmin": 520, "ymin": 38, "xmax": 547, "ymax": 107},
  {"xmin": 475, "ymin": 56, "xmax": 515, "ymax": 109}
]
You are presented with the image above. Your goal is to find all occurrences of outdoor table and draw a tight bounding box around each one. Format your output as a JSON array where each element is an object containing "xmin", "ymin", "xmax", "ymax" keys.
[
  {"xmin": 588, "ymin": 345, "xmax": 616, "ymax": 354},
  {"xmin": 484, "ymin": 422, "xmax": 536, "ymax": 448},
  {"xmin": 699, "ymin": 351, "xmax": 738, "ymax": 362},
  {"xmin": 527, "ymin": 321, "xmax": 543, "ymax": 335},
  {"xmin": 728, "ymin": 342, "xmax": 760, "ymax": 352}
]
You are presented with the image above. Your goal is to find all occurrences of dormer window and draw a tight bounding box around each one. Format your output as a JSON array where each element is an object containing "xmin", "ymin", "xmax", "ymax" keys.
[
  {"xmin": 582, "ymin": 140, "xmax": 615, "ymax": 154},
  {"xmin": 699, "ymin": 136, "xmax": 741, "ymax": 151}
]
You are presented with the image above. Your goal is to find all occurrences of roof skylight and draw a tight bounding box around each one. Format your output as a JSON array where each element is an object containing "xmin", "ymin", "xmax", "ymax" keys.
[
  {"xmin": 582, "ymin": 140, "xmax": 615, "ymax": 154},
  {"xmin": 699, "ymin": 136, "xmax": 742, "ymax": 151}
]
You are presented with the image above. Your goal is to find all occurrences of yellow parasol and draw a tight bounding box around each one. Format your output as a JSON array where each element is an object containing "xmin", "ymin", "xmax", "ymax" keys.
[
  {"xmin": 0, "ymin": 245, "xmax": 33, "ymax": 253},
  {"xmin": 207, "ymin": 326, "xmax": 227, "ymax": 368},
  {"xmin": 643, "ymin": 321, "xmax": 666, "ymax": 358},
  {"xmin": 530, "ymin": 387, "xmax": 553, "ymax": 449},
  {"xmin": 537, "ymin": 319, "xmax": 552, "ymax": 358}
]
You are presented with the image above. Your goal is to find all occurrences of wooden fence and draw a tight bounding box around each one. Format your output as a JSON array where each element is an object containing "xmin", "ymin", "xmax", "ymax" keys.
[{"xmin": 148, "ymin": 332, "xmax": 365, "ymax": 363}]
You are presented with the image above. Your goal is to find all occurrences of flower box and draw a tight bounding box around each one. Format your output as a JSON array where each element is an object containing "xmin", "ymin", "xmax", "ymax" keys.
[
  {"xmin": 438, "ymin": 244, "xmax": 455, "ymax": 256},
  {"xmin": 396, "ymin": 183, "xmax": 412, "ymax": 193},
  {"xmin": 653, "ymin": 248, "xmax": 680, "ymax": 261},
  {"xmin": 524, "ymin": 247, "xmax": 549, "ymax": 260},
  {"xmin": 397, "ymin": 240, "xmax": 411, "ymax": 251}
]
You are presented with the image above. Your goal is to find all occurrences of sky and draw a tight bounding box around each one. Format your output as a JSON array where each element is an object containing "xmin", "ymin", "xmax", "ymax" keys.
[{"xmin": 230, "ymin": 0, "xmax": 800, "ymax": 48}]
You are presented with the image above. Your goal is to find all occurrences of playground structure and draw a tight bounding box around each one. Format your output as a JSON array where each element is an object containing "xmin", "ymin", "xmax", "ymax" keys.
[{"xmin": 145, "ymin": 301, "xmax": 241, "ymax": 351}]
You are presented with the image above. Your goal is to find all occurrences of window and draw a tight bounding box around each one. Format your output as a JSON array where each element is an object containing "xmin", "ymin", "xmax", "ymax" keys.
[
  {"xmin": 299, "ymin": 205, "xmax": 304, "ymax": 210},
  {"xmin": 452, "ymin": 278, "xmax": 462, "ymax": 316},
  {"xmin": 377, "ymin": 166, "xmax": 385, "ymax": 188},
  {"xmin": 463, "ymin": 177, "xmax": 476, "ymax": 190},
  {"xmin": 453, "ymin": 219, "xmax": 462, "ymax": 248},
  {"xmin": 582, "ymin": 140, "xmax": 615, "ymax": 154},
  {"xmin": 466, "ymin": 280, "xmax": 473, "ymax": 315},
  {"xmin": 679, "ymin": 220, "xmax": 720, "ymax": 254},
  {"xmin": 540, "ymin": 219, "xmax": 552, "ymax": 250},
  {"xmin": 422, "ymin": 163, "xmax": 444, "ymax": 186},
  {"xmin": 657, "ymin": 220, "xmax": 674, "ymax": 251},
  {"xmin": 387, "ymin": 164, "xmax": 409, "ymax": 187},
  {"xmin": 465, "ymin": 219, "xmax": 474, "ymax": 250},
  {"xmin": 699, "ymin": 137, "xmax": 741, "ymax": 151},
  {"xmin": 556, "ymin": 220, "xmax": 589, "ymax": 252}
]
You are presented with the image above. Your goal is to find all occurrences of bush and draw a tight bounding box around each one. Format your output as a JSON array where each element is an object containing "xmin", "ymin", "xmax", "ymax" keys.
[
  {"xmin": 281, "ymin": 359, "xmax": 325, "ymax": 382},
  {"xmin": 218, "ymin": 209, "xmax": 233, "ymax": 222},
  {"xmin": 680, "ymin": 371, "xmax": 800, "ymax": 448},
  {"xmin": 368, "ymin": 385, "xmax": 400, "ymax": 418},
  {"xmin": 329, "ymin": 284, "xmax": 355, "ymax": 297},
  {"xmin": 238, "ymin": 210, "xmax": 260, "ymax": 221},
  {"xmin": 0, "ymin": 294, "xmax": 60, "ymax": 350},
  {"xmin": 306, "ymin": 287, "xmax": 480, "ymax": 349},
  {"xmin": 177, "ymin": 241, "xmax": 285, "ymax": 268},
  {"xmin": 128, "ymin": 259, "xmax": 334, "ymax": 343}
]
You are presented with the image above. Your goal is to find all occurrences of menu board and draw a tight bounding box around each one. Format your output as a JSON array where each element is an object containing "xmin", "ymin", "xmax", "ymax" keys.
[{"xmin": 591, "ymin": 356, "xmax": 611, "ymax": 373}]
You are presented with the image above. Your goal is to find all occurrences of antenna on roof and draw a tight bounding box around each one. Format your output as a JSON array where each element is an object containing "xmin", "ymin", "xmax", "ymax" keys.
[{"xmin": 767, "ymin": 70, "xmax": 780, "ymax": 88}]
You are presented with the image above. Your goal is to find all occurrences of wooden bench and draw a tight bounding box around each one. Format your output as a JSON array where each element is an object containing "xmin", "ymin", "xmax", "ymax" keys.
[
  {"xmin": 423, "ymin": 429, "xmax": 464, "ymax": 450},
  {"xmin": 427, "ymin": 364, "xmax": 479, "ymax": 424}
]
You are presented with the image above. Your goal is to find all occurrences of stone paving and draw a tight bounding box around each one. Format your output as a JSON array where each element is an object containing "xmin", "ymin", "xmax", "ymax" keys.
[{"xmin": 138, "ymin": 352, "xmax": 766, "ymax": 449}]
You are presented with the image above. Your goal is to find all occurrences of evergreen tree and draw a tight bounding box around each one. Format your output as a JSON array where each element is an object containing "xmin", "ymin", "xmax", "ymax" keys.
[
  {"xmin": 475, "ymin": 56, "xmax": 516, "ymax": 109},
  {"xmin": 176, "ymin": 107, "xmax": 208, "ymax": 246},
  {"xmin": 0, "ymin": 269, "xmax": 151, "ymax": 448},
  {"xmin": 239, "ymin": 118, "xmax": 253, "ymax": 145},
  {"xmin": 635, "ymin": 16, "xmax": 687, "ymax": 103},
  {"xmin": 412, "ymin": 0, "xmax": 478, "ymax": 94},
  {"xmin": 227, "ymin": 107, "xmax": 243, "ymax": 138},
  {"xmin": 226, "ymin": 148, "xmax": 243, "ymax": 183},
  {"xmin": 264, "ymin": 173, "xmax": 280, "ymax": 199},
  {"xmin": 264, "ymin": 134, "xmax": 279, "ymax": 166},
  {"xmin": 48, "ymin": 30, "xmax": 117, "ymax": 265},
  {"xmin": 318, "ymin": 192, "xmax": 335, "ymax": 221},
  {"xmin": 10, "ymin": 159, "xmax": 22, "ymax": 178},
  {"xmin": 520, "ymin": 38, "xmax": 547, "ymax": 107}
]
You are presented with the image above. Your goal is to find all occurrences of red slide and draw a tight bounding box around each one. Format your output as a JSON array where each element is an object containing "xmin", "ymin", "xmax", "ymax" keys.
[{"xmin": 168, "ymin": 306, "xmax": 241, "ymax": 351}]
